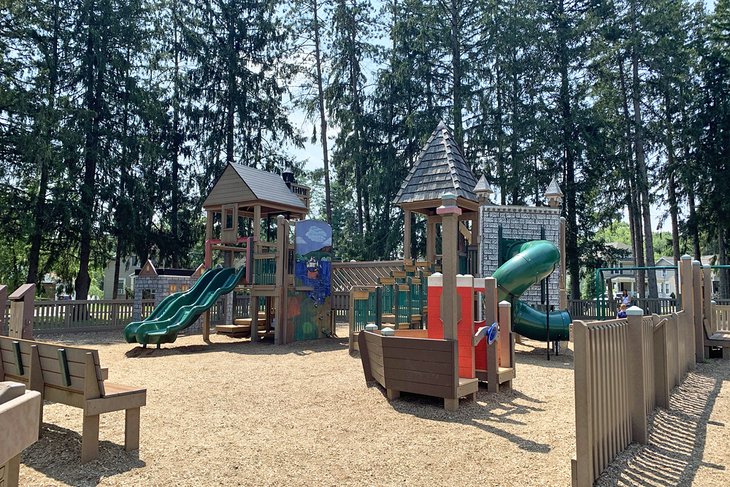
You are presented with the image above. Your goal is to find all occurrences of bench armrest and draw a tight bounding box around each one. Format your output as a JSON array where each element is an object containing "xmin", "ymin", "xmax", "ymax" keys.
[{"xmin": 0, "ymin": 391, "xmax": 41, "ymax": 465}]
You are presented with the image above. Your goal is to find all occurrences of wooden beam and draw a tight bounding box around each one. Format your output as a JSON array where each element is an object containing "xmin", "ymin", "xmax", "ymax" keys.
[
  {"xmin": 404, "ymin": 209, "xmax": 412, "ymax": 261},
  {"xmin": 253, "ymin": 205, "xmax": 262, "ymax": 244}
]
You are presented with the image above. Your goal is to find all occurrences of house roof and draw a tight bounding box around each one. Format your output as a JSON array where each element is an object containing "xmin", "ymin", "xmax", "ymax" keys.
[
  {"xmin": 229, "ymin": 164, "xmax": 307, "ymax": 210},
  {"xmin": 394, "ymin": 122, "xmax": 478, "ymax": 206}
]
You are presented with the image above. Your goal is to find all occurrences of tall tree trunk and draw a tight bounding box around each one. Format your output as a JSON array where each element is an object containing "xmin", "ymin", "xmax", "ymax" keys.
[
  {"xmin": 313, "ymin": 0, "xmax": 332, "ymax": 223},
  {"xmin": 27, "ymin": 0, "xmax": 60, "ymax": 286},
  {"xmin": 171, "ymin": 1, "xmax": 181, "ymax": 266},
  {"xmin": 618, "ymin": 55, "xmax": 645, "ymax": 298},
  {"xmin": 630, "ymin": 0, "xmax": 658, "ymax": 300},
  {"xmin": 688, "ymin": 187, "xmax": 701, "ymax": 259},
  {"xmin": 75, "ymin": 0, "xmax": 103, "ymax": 301},
  {"xmin": 225, "ymin": 4, "xmax": 236, "ymax": 165},
  {"xmin": 556, "ymin": 0, "xmax": 580, "ymax": 299},
  {"xmin": 664, "ymin": 90, "xmax": 681, "ymax": 294},
  {"xmin": 719, "ymin": 223, "xmax": 729, "ymax": 299},
  {"xmin": 449, "ymin": 0, "xmax": 463, "ymax": 147},
  {"xmin": 496, "ymin": 63, "xmax": 506, "ymax": 204}
]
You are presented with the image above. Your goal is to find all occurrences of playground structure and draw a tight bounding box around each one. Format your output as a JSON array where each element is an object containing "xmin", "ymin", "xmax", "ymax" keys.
[
  {"xmin": 125, "ymin": 164, "xmax": 333, "ymax": 346},
  {"xmin": 358, "ymin": 193, "xmax": 515, "ymax": 410},
  {"xmin": 353, "ymin": 122, "xmax": 578, "ymax": 407}
]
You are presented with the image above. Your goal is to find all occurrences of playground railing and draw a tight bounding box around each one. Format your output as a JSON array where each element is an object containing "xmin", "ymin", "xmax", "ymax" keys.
[
  {"xmin": 253, "ymin": 254, "xmax": 277, "ymax": 285},
  {"xmin": 711, "ymin": 304, "xmax": 730, "ymax": 335},
  {"xmin": 571, "ymin": 309, "xmax": 695, "ymax": 486},
  {"xmin": 3, "ymin": 299, "xmax": 155, "ymax": 335},
  {"xmin": 331, "ymin": 292, "xmax": 349, "ymax": 322},
  {"xmin": 568, "ymin": 298, "xmax": 678, "ymax": 320}
]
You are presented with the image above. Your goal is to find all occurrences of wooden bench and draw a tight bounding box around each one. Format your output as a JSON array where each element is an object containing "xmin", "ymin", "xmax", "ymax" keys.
[
  {"xmin": 0, "ymin": 336, "xmax": 146, "ymax": 463},
  {"xmin": 358, "ymin": 330, "xmax": 478, "ymax": 411}
]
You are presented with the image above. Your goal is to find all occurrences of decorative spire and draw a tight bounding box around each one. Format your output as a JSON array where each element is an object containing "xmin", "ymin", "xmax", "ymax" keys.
[
  {"xmin": 474, "ymin": 174, "xmax": 494, "ymax": 203},
  {"xmin": 544, "ymin": 176, "xmax": 563, "ymax": 208}
]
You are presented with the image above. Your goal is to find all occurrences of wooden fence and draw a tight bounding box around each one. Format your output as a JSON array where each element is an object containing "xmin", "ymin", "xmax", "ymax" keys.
[
  {"xmin": 571, "ymin": 309, "xmax": 695, "ymax": 486},
  {"xmin": 2, "ymin": 299, "xmax": 156, "ymax": 335}
]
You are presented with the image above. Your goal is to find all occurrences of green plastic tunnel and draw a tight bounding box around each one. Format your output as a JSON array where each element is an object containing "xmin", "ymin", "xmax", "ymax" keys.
[{"xmin": 492, "ymin": 240, "xmax": 571, "ymax": 341}]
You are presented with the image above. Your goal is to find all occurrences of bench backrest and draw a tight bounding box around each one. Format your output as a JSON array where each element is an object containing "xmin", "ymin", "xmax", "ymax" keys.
[{"xmin": 0, "ymin": 336, "xmax": 105, "ymax": 402}]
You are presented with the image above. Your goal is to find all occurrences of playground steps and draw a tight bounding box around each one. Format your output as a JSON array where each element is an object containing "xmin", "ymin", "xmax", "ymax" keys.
[
  {"xmin": 216, "ymin": 324, "xmax": 251, "ymax": 338},
  {"xmin": 475, "ymin": 366, "xmax": 515, "ymax": 384},
  {"xmin": 457, "ymin": 377, "xmax": 479, "ymax": 397}
]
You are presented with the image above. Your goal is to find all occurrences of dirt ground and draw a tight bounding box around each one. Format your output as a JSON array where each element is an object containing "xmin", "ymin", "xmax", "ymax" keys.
[{"xmin": 16, "ymin": 326, "xmax": 730, "ymax": 486}]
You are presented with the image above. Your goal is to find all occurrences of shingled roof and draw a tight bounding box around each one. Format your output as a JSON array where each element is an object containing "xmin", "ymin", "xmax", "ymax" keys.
[
  {"xmin": 394, "ymin": 122, "xmax": 478, "ymax": 206},
  {"xmin": 230, "ymin": 164, "xmax": 307, "ymax": 209},
  {"xmin": 203, "ymin": 162, "xmax": 307, "ymax": 210}
]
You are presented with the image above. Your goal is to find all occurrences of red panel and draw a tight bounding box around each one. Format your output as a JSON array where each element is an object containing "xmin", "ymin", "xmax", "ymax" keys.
[
  {"xmin": 457, "ymin": 285, "xmax": 475, "ymax": 378},
  {"xmin": 427, "ymin": 285, "xmax": 443, "ymax": 339}
]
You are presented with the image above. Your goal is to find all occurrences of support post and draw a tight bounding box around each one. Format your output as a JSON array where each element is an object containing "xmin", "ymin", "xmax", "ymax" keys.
[
  {"xmin": 8, "ymin": 284, "xmax": 34, "ymax": 339},
  {"xmin": 275, "ymin": 216, "xmax": 288, "ymax": 345},
  {"xmin": 437, "ymin": 193, "xmax": 461, "ymax": 410},
  {"xmin": 426, "ymin": 216, "xmax": 437, "ymax": 265},
  {"xmin": 253, "ymin": 205, "xmax": 262, "ymax": 245},
  {"xmin": 679, "ymin": 256, "xmax": 696, "ymax": 368},
  {"xmin": 626, "ymin": 306, "xmax": 648, "ymax": 444},
  {"xmin": 484, "ymin": 278, "xmax": 499, "ymax": 392},
  {"xmin": 403, "ymin": 209, "xmax": 412, "ymax": 261},
  {"xmin": 692, "ymin": 260, "xmax": 704, "ymax": 362}
]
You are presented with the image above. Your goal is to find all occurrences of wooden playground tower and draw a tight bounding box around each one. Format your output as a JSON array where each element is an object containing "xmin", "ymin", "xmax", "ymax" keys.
[
  {"xmin": 201, "ymin": 163, "xmax": 317, "ymax": 345},
  {"xmin": 396, "ymin": 121, "xmax": 481, "ymax": 273}
]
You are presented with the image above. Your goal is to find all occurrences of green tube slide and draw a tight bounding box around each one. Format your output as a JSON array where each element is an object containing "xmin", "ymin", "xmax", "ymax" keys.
[
  {"xmin": 124, "ymin": 266, "xmax": 247, "ymax": 346},
  {"xmin": 492, "ymin": 240, "xmax": 572, "ymax": 341}
]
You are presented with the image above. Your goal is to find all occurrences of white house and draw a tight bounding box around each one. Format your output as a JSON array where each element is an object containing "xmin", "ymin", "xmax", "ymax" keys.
[{"xmin": 103, "ymin": 256, "xmax": 139, "ymax": 299}]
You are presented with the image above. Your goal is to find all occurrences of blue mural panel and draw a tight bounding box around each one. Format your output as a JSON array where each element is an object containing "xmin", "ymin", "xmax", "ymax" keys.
[{"xmin": 294, "ymin": 220, "xmax": 332, "ymax": 305}]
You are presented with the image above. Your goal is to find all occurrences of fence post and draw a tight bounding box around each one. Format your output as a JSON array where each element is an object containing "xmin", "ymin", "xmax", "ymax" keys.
[
  {"xmin": 692, "ymin": 260, "xmax": 703, "ymax": 362},
  {"xmin": 498, "ymin": 300, "xmax": 513, "ymax": 387},
  {"xmin": 652, "ymin": 314, "xmax": 670, "ymax": 409},
  {"xmin": 626, "ymin": 306, "xmax": 647, "ymax": 444},
  {"xmin": 679, "ymin": 256, "xmax": 696, "ymax": 369},
  {"xmin": 703, "ymin": 267, "xmax": 713, "ymax": 342},
  {"xmin": 571, "ymin": 320, "xmax": 593, "ymax": 487},
  {"xmin": 8, "ymin": 284, "xmax": 35, "ymax": 339}
]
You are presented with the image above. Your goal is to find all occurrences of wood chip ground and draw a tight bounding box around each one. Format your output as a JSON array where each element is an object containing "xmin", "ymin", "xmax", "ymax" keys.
[{"xmin": 17, "ymin": 326, "xmax": 730, "ymax": 486}]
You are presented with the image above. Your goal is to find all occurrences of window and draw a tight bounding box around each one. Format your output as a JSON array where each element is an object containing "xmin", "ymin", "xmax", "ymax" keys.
[
  {"xmin": 142, "ymin": 289, "xmax": 155, "ymax": 300},
  {"xmin": 169, "ymin": 284, "xmax": 178, "ymax": 293},
  {"xmin": 117, "ymin": 279, "xmax": 125, "ymax": 295},
  {"xmin": 224, "ymin": 208, "xmax": 234, "ymax": 229}
]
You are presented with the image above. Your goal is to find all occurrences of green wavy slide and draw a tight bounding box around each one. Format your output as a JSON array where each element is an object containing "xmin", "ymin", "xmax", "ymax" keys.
[
  {"xmin": 493, "ymin": 240, "xmax": 572, "ymax": 341},
  {"xmin": 124, "ymin": 266, "xmax": 247, "ymax": 346}
]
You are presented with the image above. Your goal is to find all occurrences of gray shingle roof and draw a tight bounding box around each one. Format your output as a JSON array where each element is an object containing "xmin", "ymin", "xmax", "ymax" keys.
[
  {"xmin": 394, "ymin": 121, "xmax": 478, "ymax": 206},
  {"xmin": 230, "ymin": 163, "xmax": 307, "ymax": 209}
]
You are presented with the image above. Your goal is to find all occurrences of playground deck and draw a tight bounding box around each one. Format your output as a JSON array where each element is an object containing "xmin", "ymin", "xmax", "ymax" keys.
[{"xmin": 15, "ymin": 328, "xmax": 730, "ymax": 486}]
